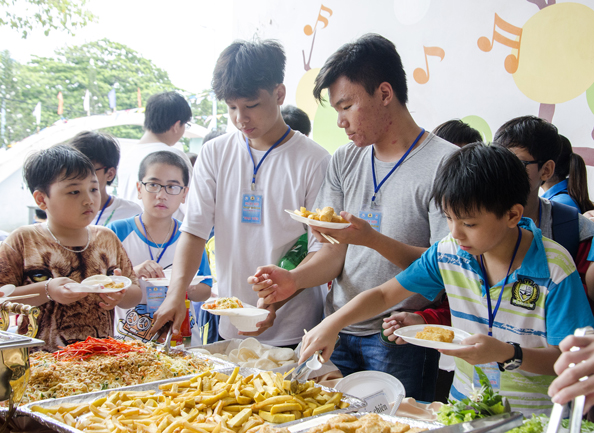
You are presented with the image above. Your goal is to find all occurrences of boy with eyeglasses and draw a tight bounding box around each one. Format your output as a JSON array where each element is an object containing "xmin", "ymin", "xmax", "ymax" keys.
[
  {"xmin": 494, "ymin": 115, "xmax": 594, "ymax": 302},
  {"xmin": 107, "ymin": 151, "xmax": 212, "ymax": 342},
  {"xmin": 69, "ymin": 131, "xmax": 142, "ymax": 226}
]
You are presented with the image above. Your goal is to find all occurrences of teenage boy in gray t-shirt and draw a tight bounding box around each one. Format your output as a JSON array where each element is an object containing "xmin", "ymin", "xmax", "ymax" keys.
[{"xmin": 249, "ymin": 34, "xmax": 457, "ymax": 401}]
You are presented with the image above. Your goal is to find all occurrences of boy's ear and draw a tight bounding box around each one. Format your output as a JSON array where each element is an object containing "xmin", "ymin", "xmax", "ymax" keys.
[
  {"xmin": 275, "ymin": 84, "xmax": 287, "ymax": 106},
  {"xmin": 180, "ymin": 185, "xmax": 189, "ymax": 204},
  {"xmin": 507, "ymin": 204, "xmax": 524, "ymax": 227},
  {"xmin": 540, "ymin": 160, "xmax": 555, "ymax": 183},
  {"xmin": 136, "ymin": 181, "xmax": 143, "ymax": 200},
  {"xmin": 106, "ymin": 167, "xmax": 117, "ymax": 183},
  {"xmin": 377, "ymin": 82, "xmax": 394, "ymax": 106},
  {"xmin": 33, "ymin": 190, "xmax": 48, "ymax": 210}
]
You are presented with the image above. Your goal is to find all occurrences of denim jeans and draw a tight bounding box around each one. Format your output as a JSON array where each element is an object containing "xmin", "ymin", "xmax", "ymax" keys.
[{"xmin": 330, "ymin": 332, "xmax": 440, "ymax": 402}]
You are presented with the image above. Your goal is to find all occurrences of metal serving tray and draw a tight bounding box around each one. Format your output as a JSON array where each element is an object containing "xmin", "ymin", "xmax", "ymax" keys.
[
  {"xmin": 280, "ymin": 412, "xmax": 442, "ymax": 431},
  {"xmin": 19, "ymin": 367, "xmax": 366, "ymax": 433}
]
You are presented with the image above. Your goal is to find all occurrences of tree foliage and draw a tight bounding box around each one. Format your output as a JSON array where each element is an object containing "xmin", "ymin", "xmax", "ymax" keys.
[{"xmin": 0, "ymin": 0, "xmax": 95, "ymax": 38}]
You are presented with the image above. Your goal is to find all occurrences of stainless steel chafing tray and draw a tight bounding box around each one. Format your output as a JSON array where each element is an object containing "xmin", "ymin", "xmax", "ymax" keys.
[
  {"xmin": 280, "ymin": 412, "xmax": 443, "ymax": 432},
  {"xmin": 19, "ymin": 367, "xmax": 366, "ymax": 433}
]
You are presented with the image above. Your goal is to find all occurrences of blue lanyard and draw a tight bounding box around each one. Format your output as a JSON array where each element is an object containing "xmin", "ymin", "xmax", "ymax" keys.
[
  {"xmin": 371, "ymin": 128, "xmax": 425, "ymax": 202},
  {"xmin": 139, "ymin": 214, "xmax": 177, "ymax": 264},
  {"xmin": 245, "ymin": 127, "xmax": 291, "ymax": 190},
  {"xmin": 95, "ymin": 195, "xmax": 112, "ymax": 225},
  {"xmin": 479, "ymin": 225, "xmax": 522, "ymax": 336}
]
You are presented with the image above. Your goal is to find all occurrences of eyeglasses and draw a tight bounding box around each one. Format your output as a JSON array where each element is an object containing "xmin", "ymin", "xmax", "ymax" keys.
[
  {"xmin": 95, "ymin": 166, "xmax": 107, "ymax": 172},
  {"xmin": 140, "ymin": 182, "xmax": 185, "ymax": 195},
  {"xmin": 519, "ymin": 160, "xmax": 541, "ymax": 168}
]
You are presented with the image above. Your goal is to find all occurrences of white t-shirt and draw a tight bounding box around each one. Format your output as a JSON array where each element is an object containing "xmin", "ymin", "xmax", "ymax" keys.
[
  {"xmin": 182, "ymin": 130, "xmax": 331, "ymax": 346},
  {"xmin": 92, "ymin": 196, "xmax": 142, "ymax": 227},
  {"xmin": 117, "ymin": 142, "xmax": 192, "ymax": 220},
  {"xmin": 107, "ymin": 217, "xmax": 211, "ymax": 342}
]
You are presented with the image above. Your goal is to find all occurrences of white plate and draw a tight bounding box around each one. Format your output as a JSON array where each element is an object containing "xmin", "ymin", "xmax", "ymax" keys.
[
  {"xmin": 0, "ymin": 285, "xmax": 15, "ymax": 298},
  {"xmin": 393, "ymin": 324, "xmax": 472, "ymax": 350},
  {"xmin": 285, "ymin": 209, "xmax": 351, "ymax": 229},
  {"xmin": 201, "ymin": 303, "xmax": 266, "ymax": 317},
  {"xmin": 335, "ymin": 371, "xmax": 405, "ymax": 416},
  {"xmin": 145, "ymin": 269, "xmax": 212, "ymax": 286},
  {"xmin": 65, "ymin": 276, "xmax": 132, "ymax": 293}
]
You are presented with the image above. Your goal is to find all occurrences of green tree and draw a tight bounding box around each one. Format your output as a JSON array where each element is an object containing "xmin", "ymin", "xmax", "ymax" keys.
[{"xmin": 1, "ymin": 0, "xmax": 95, "ymax": 38}]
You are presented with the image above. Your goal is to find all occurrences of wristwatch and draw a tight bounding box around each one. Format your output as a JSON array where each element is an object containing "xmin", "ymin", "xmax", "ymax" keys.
[{"xmin": 498, "ymin": 342, "xmax": 523, "ymax": 371}]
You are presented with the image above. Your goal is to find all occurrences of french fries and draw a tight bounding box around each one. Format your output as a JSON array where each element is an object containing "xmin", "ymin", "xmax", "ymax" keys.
[
  {"xmin": 31, "ymin": 367, "xmax": 350, "ymax": 433},
  {"xmin": 294, "ymin": 207, "xmax": 347, "ymax": 223}
]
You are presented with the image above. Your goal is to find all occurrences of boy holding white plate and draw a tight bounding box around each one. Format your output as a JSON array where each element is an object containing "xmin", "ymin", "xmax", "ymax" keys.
[
  {"xmin": 108, "ymin": 151, "xmax": 212, "ymax": 343},
  {"xmin": 299, "ymin": 143, "xmax": 594, "ymax": 416},
  {"xmin": 0, "ymin": 145, "xmax": 141, "ymax": 352}
]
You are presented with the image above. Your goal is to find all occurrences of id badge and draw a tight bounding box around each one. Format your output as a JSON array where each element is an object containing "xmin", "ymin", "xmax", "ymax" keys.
[
  {"xmin": 146, "ymin": 284, "xmax": 168, "ymax": 316},
  {"xmin": 359, "ymin": 206, "xmax": 382, "ymax": 232},
  {"xmin": 473, "ymin": 362, "xmax": 501, "ymax": 390},
  {"xmin": 241, "ymin": 189, "xmax": 263, "ymax": 224}
]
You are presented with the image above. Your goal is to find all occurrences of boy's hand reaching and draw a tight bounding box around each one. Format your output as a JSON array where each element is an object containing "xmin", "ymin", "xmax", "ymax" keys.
[
  {"xmin": 248, "ymin": 267, "xmax": 297, "ymax": 304},
  {"xmin": 298, "ymin": 319, "xmax": 340, "ymax": 364},
  {"xmin": 134, "ymin": 260, "xmax": 165, "ymax": 279},
  {"xmin": 382, "ymin": 312, "xmax": 425, "ymax": 344},
  {"xmin": 439, "ymin": 333, "xmax": 514, "ymax": 365},
  {"xmin": 312, "ymin": 212, "xmax": 375, "ymax": 246},
  {"xmin": 47, "ymin": 277, "xmax": 88, "ymax": 305}
]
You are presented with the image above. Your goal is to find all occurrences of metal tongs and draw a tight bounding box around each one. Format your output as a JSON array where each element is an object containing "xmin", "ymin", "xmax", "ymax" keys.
[
  {"xmin": 148, "ymin": 322, "xmax": 173, "ymax": 354},
  {"xmin": 547, "ymin": 326, "xmax": 594, "ymax": 433},
  {"xmin": 288, "ymin": 335, "xmax": 341, "ymax": 394}
]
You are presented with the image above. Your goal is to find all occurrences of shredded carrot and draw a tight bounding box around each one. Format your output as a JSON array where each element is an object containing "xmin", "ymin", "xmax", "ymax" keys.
[{"xmin": 53, "ymin": 337, "xmax": 144, "ymax": 361}]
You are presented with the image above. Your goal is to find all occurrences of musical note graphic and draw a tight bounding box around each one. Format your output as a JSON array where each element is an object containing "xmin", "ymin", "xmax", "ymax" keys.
[
  {"xmin": 413, "ymin": 46, "xmax": 446, "ymax": 85},
  {"xmin": 302, "ymin": 4, "xmax": 333, "ymax": 71},
  {"xmin": 304, "ymin": 5, "xmax": 333, "ymax": 35},
  {"xmin": 478, "ymin": 14, "xmax": 523, "ymax": 74}
]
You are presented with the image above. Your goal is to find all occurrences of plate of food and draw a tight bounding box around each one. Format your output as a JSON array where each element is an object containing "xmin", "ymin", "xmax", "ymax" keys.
[
  {"xmin": 65, "ymin": 275, "xmax": 132, "ymax": 293},
  {"xmin": 393, "ymin": 324, "xmax": 472, "ymax": 350},
  {"xmin": 285, "ymin": 207, "xmax": 351, "ymax": 229},
  {"xmin": 201, "ymin": 297, "xmax": 270, "ymax": 332}
]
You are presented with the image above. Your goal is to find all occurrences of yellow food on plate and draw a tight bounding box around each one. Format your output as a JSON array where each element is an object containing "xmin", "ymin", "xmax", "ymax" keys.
[
  {"xmin": 32, "ymin": 367, "xmax": 351, "ymax": 432},
  {"xmin": 103, "ymin": 281, "xmax": 125, "ymax": 289},
  {"xmin": 204, "ymin": 297, "xmax": 244, "ymax": 310},
  {"xmin": 294, "ymin": 206, "xmax": 347, "ymax": 223},
  {"xmin": 415, "ymin": 326, "xmax": 455, "ymax": 343}
]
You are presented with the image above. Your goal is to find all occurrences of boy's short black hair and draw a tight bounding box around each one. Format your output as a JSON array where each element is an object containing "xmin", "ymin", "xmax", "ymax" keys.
[
  {"xmin": 23, "ymin": 144, "xmax": 95, "ymax": 195},
  {"xmin": 281, "ymin": 105, "xmax": 311, "ymax": 136},
  {"xmin": 69, "ymin": 131, "xmax": 120, "ymax": 185},
  {"xmin": 494, "ymin": 115, "xmax": 561, "ymax": 169},
  {"xmin": 313, "ymin": 34, "xmax": 408, "ymax": 105},
  {"xmin": 138, "ymin": 151, "xmax": 190, "ymax": 186},
  {"xmin": 212, "ymin": 39, "xmax": 285, "ymax": 101},
  {"xmin": 144, "ymin": 91, "xmax": 192, "ymax": 134},
  {"xmin": 432, "ymin": 119, "xmax": 482, "ymax": 148},
  {"xmin": 432, "ymin": 143, "xmax": 530, "ymax": 219}
]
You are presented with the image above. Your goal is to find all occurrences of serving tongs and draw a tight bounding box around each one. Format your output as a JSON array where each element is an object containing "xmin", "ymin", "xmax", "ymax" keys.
[
  {"xmin": 288, "ymin": 335, "xmax": 341, "ymax": 394},
  {"xmin": 547, "ymin": 326, "xmax": 594, "ymax": 433},
  {"xmin": 148, "ymin": 322, "xmax": 173, "ymax": 354}
]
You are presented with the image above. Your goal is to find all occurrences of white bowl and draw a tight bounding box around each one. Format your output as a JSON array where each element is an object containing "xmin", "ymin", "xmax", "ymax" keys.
[{"xmin": 228, "ymin": 308, "xmax": 270, "ymax": 332}]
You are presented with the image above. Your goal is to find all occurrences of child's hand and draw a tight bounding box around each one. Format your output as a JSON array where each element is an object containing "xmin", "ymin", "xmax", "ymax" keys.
[
  {"xmin": 382, "ymin": 312, "xmax": 425, "ymax": 344},
  {"xmin": 47, "ymin": 277, "xmax": 88, "ymax": 305},
  {"xmin": 134, "ymin": 261, "xmax": 165, "ymax": 279},
  {"xmin": 440, "ymin": 333, "xmax": 515, "ymax": 365},
  {"xmin": 98, "ymin": 290, "xmax": 125, "ymax": 310}
]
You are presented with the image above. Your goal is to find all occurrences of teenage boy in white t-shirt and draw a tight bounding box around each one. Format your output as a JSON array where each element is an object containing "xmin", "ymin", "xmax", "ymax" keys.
[
  {"xmin": 152, "ymin": 39, "xmax": 330, "ymax": 347},
  {"xmin": 69, "ymin": 131, "xmax": 142, "ymax": 226},
  {"xmin": 108, "ymin": 151, "xmax": 211, "ymax": 342}
]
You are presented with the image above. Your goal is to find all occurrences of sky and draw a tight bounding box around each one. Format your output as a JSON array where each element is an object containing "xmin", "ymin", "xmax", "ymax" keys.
[{"xmin": 0, "ymin": 0, "xmax": 234, "ymax": 93}]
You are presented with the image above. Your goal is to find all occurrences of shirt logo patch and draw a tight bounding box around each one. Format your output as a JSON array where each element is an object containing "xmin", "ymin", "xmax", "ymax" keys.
[{"xmin": 511, "ymin": 278, "xmax": 540, "ymax": 310}]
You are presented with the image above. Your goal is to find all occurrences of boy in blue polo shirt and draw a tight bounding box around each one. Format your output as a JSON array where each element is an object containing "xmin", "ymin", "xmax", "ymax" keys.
[{"xmin": 299, "ymin": 143, "xmax": 594, "ymax": 416}]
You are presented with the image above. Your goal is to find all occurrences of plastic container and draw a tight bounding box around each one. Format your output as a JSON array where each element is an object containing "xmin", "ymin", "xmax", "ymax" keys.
[{"xmin": 278, "ymin": 234, "xmax": 308, "ymax": 270}]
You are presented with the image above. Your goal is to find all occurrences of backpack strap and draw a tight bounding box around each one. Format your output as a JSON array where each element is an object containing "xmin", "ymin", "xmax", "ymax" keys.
[{"xmin": 550, "ymin": 200, "xmax": 580, "ymax": 260}]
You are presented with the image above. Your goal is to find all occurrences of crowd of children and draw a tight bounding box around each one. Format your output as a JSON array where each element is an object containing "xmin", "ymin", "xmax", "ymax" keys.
[{"xmin": 0, "ymin": 32, "xmax": 593, "ymax": 417}]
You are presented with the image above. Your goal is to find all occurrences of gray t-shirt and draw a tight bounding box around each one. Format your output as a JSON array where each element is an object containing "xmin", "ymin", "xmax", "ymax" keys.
[{"xmin": 314, "ymin": 133, "xmax": 458, "ymax": 335}]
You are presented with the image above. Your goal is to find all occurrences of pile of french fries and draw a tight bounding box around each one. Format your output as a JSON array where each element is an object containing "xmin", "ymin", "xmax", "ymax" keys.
[{"xmin": 31, "ymin": 367, "xmax": 349, "ymax": 433}]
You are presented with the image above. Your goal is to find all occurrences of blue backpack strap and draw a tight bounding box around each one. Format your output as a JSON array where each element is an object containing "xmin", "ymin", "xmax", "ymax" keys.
[{"xmin": 550, "ymin": 200, "xmax": 580, "ymax": 260}]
